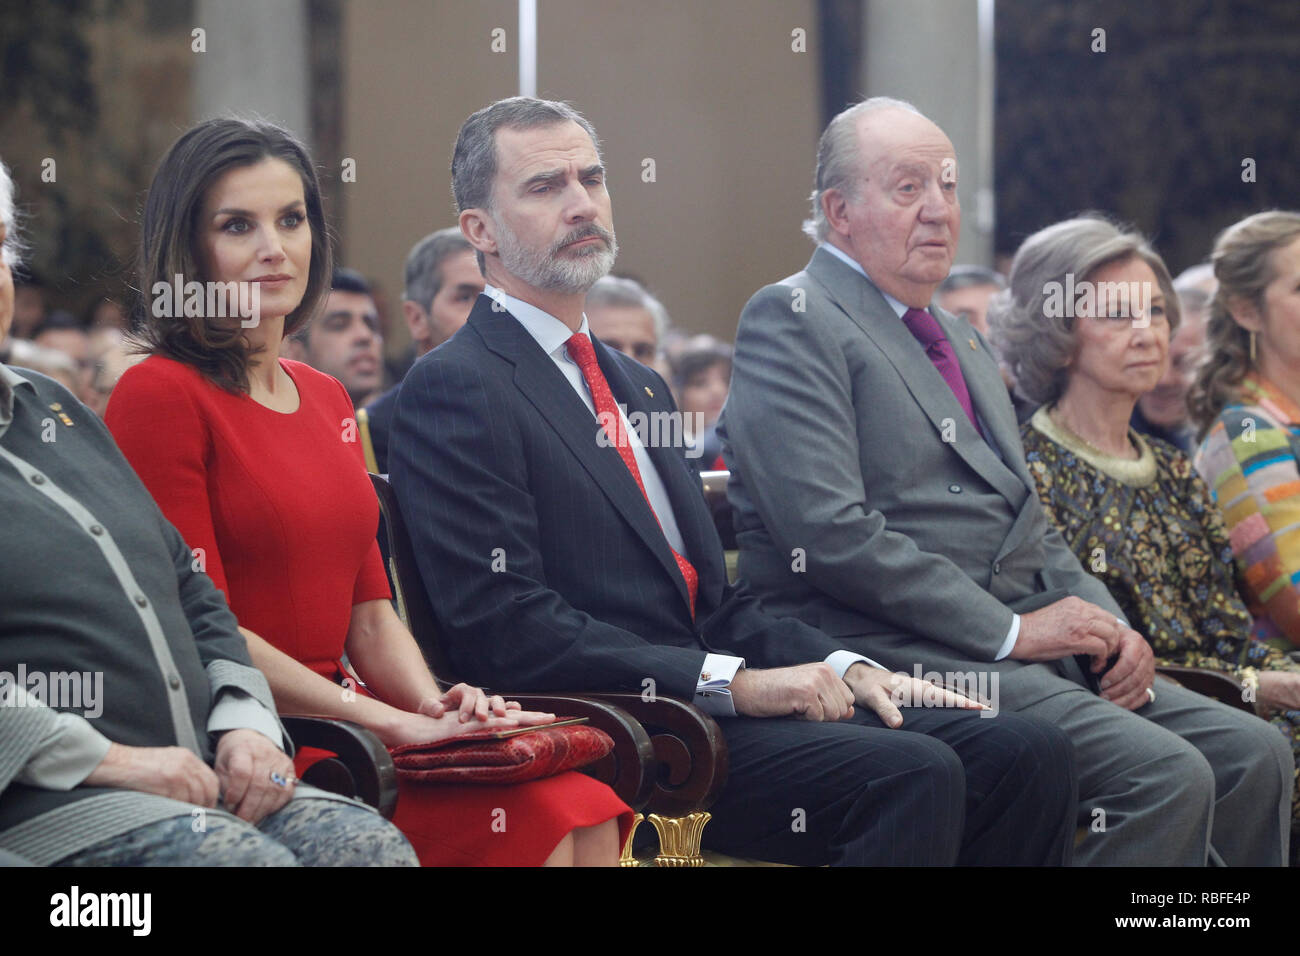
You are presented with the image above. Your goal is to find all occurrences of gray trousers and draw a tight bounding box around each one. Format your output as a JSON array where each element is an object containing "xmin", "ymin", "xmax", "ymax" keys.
[{"xmin": 1008, "ymin": 669, "xmax": 1294, "ymax": 866}]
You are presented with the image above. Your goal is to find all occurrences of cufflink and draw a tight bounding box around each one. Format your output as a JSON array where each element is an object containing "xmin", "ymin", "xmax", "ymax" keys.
[{"xmin": 700, "ymin": 671, "xmax": 711, "ymax": 681}]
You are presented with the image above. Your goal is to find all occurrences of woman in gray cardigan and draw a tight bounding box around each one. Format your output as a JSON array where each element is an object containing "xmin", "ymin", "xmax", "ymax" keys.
[{"xmin": 0, "ymin": 158, "xmax": 414, "ymax": 866}]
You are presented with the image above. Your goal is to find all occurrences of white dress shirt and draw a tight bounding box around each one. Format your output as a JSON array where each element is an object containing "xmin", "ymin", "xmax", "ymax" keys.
[{"xmin": 486, "ymin": 285, "xmax": 885, "ymax": 714}]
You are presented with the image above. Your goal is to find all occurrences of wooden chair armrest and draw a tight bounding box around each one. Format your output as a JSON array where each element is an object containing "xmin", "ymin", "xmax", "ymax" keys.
[
  {"xmin": 281, "ymin": 715, "xmax": 399, "ymax": 819},
  {"xmin": 1155, "ymin": 665, "xmax": 1252, "ymax": 714},
  {"xmin": 580, "ymin": 693, "xmax": 729, "ymax": 817},
  {"xmin": 505, "ymin": 694, "xmax": 656, "ymax": 810}
]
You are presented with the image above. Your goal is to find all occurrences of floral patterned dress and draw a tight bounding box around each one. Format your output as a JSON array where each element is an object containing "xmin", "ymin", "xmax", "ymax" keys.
[{"xmin": 1021, "ymin": 406, "xmax": 1300, "ymax": 833}]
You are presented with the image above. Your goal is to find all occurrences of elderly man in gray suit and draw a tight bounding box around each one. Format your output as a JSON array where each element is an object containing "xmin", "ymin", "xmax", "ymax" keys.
[{"xmin": 719, "ymin": 96, "xmax": 1294, "ymax": 866}]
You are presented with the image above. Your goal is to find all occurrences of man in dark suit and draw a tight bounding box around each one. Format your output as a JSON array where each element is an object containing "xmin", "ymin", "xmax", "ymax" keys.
[
  {"xmin": 719, "ymin": 96, "xmax": 1293, "ymax": 865},
  {"xmin": 389, "ymin": 96, "xmax": 1078, "ymax": 866}
]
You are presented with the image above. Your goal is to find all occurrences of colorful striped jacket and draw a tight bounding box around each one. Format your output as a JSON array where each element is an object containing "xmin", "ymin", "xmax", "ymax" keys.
[{"xmin": 1194, "ymin": 374, "xmax": 1300, "ymax": 649}]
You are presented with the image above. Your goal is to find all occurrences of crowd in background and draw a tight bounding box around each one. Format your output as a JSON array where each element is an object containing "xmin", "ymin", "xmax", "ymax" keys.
[
  {"xmin": 0, "ymin": 214, "xmax": 1238, "ymax": 497},
  {"xmin": 4, "ymin": 90, "xmax": 1300, "ymax": 868},
  {"xmin": 0, "ymin": 236, "xmax": 737, "ymax": 462}
]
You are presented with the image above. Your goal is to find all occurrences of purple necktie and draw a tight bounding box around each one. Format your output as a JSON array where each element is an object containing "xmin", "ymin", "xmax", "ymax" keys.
[{"xmin": 901, "ymin": 307, "xmax": 985, "ymax": 439}]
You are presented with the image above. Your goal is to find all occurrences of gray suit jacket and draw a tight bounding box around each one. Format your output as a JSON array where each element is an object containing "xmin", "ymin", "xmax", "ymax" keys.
[{"xmin": 720, "ymin": 246, "xmax": 1123, "ymax": 700}]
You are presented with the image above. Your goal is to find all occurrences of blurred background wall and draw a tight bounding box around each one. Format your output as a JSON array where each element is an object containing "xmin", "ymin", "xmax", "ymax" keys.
[{"xmin": 338, "ymin": 0, "xmax": 822, "ymax": 350}]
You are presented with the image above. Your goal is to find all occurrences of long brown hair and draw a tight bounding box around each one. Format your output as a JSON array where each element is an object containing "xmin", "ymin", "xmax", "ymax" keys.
[
  {"xmin": 133, "ymin": 118, "xmax": 332, "ymax": 393},
  {"xmin": 1188, "ymin": 210, "xmax": 1300, "ymax": 438}
]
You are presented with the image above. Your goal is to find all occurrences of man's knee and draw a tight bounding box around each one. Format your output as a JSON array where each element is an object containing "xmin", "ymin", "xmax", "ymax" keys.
[
  {"xmin": 1141, "ymin": 736, "xmax": 1217, "ymax": 811},
  {"xmin": 1223, "ymin": 709, "xmax": 1296, "ymax": 795},
  {"xmin": 978, "ymin": 712, "xmax": 1076, "ymax": 799},
  {"xmin": 1260, "ymin": 716, "xmax": 1294, "ymax": 781},
  {"xmin": 738, "ymin": 719, "xmax": 968, "ymax": 817},
  {"xmin": 987, "ymin": 711, "xmax": 1074, "ymax": 768},
  {"xmin": 869, "ymin": 730, "xmax": 967, "ymax": 803}
]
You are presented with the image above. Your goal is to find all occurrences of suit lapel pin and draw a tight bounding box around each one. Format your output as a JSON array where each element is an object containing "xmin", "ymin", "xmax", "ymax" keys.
[
  {"xmin": 644, "ymin": 386, "xmax": 654, "ymax": 398},
  {"xmin": 968, "ymin": 339, "xmax": 977, "ymax": 350},
  {"xmin": 49, "ymin": 401, "xmax": 75, "ymax": 426}
]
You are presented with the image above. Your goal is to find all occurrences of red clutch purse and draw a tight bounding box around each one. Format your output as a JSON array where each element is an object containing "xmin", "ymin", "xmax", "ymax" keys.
[{"xmin": 389, "ymin": 720, "xmax": 614, "ymax": 785}]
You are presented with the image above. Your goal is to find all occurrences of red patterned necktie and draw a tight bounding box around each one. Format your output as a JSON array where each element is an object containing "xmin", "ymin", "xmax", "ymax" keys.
[
  {"xmin": 565, "ymin": 332, "xmax": 698, "ymax": 616},
  {"xmin": 901, "ymin": 307, "xmax": 985, "ymax": 439}
]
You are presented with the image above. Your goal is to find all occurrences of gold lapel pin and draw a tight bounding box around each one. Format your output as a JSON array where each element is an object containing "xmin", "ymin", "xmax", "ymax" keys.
[
  {"xmin": 49, "ymin": 402, "xmax": 74, "ymax": 426},
  {"xmin": 644, "ymin": 386, "xmax": 654, "ymax": 398},
  {"xmin": 968, "ymin": 339, "xmax": 977, "ymax": 350}
]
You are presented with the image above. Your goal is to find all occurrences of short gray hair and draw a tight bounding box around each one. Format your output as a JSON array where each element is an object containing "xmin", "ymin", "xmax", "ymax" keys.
[
  {"xmin": 404, "ymin": 227, "xmax": 472, "ymax": 310},
  {"xmin": 938, "ymin": 264, "xmax": 1006, "ymax": 295},
  {"xmin": 6, "ymin": 338, "xmax": 77, "ymax": 383},
  {"xmin": 0, "ymin": 159, "xmax": 23, "ymax": 270},
  {"xmin": 1172, "ymin": 262, "xmax": 1215, "ymax": 323},
  {"xmin": 451, "ymin": 97, "xmax": 601, "ymax": 272},
  {"xmin": 1174, "ymin": 261, "xmax": 1215, "ymax": 293},
  {"xmin": 585, "ymin": 275, "xmax": 669, "ymax": 343},
  {"xmin": 803, "ymin": 96, "xmax": 922, "ymax": 242},
  {"xmin": 987, "ymin": 214, "xmax": 1180, "ymax": 405}
]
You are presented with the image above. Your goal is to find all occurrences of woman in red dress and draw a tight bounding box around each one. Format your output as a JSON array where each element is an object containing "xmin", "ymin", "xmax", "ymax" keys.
[{"xmin": 106, "ymin": 118, "xmax": 631, "ymax": 866}]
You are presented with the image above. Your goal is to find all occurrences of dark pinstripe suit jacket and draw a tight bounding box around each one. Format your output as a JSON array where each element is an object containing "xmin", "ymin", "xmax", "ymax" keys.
[{"xmin": 388, "ymin": 296, "xmax": 846, "ymax": 699}]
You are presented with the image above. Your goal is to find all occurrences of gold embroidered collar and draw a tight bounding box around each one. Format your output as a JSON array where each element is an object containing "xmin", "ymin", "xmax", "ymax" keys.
[{"xmin": 1030, "ymin": 405, "xmax": 1157, "ymax": 487}]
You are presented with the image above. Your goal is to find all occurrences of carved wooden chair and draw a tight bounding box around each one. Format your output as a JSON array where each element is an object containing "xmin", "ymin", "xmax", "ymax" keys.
[
  {"xmin": 281, "ymin": 716, "xmax": 400, "ymax": 818},
  {"xmin": 369, "ymin": 473, "xmax": 730, "ymax": 865}
]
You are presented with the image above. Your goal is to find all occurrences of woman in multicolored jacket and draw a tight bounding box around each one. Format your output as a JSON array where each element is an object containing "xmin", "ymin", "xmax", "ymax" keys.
[{"xmin": 1191, "ymin": 211, "xmax": 1300, "ymax": 660}]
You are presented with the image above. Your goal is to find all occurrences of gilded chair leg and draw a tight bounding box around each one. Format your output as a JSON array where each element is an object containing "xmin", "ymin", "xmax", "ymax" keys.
[
  {"xmin": 648, "ymin": 811, "xmax": 711, "ymax": 867},
  {"xmin": 619, "ymin": 813, "xmax": 644, "ymax": 867}
]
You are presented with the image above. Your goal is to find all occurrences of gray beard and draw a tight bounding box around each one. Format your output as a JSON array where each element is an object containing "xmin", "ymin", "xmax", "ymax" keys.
[{"xmin": 494, "ymin": 218, "xmax": 618, "ymax": 295}]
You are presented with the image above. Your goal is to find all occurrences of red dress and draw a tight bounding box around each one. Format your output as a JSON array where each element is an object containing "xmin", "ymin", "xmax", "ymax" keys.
[{"xmin": 106, "ymin": 355, "xmax": 632, "ymax": 865}]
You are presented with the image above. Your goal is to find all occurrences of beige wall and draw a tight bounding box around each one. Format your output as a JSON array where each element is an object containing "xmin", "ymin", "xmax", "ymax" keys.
[
  {"xmin": 341, "ymin": 0, "xmax": 820, "ymax": 356},
  {"xmin": 863, "ymin": 0, "xmax": 994, "ymax": 267}
]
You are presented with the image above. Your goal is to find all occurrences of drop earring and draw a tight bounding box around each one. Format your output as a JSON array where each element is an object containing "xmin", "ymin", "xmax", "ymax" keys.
[{"xmin": 1250, "ymin": 330, "xmax": 1257, "ymax": 363}]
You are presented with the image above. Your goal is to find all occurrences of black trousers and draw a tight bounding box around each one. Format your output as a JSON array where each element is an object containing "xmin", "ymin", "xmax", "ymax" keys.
[{"xmin": 701, "ymin": 706, "xmax": 1077, "ymax": 866}]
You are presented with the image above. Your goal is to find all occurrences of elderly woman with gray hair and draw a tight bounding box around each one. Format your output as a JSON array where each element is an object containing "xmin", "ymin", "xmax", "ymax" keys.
[{"xmin": 989, "ymin": 215, "xmax": 1300, "ymax": 848}]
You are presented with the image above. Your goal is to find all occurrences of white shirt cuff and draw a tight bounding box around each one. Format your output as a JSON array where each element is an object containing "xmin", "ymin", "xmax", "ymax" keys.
[
  {"xmin": 694, "ymin": 653, "xmax": 745, "ymax": 717},
  {"xmin": 15, "ymin": 710, "xmax": 113, "ymax": 790},
  {"xmin": 825, "ymin": 649, "xmax": 886, "ymax": 678},
  {"xmin": 994, "ymin": 614, "xmax": 1021, "ymax": 661},
  {"xmin": 207, "ymin": 688, "xmax": 285, "ymax": 749}
]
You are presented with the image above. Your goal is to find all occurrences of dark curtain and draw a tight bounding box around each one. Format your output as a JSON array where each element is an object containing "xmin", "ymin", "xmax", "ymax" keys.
[{"xmin": 995, "ymin": 0, "xmax": 1300, "ymax": 272}]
